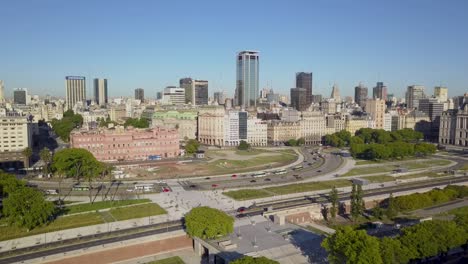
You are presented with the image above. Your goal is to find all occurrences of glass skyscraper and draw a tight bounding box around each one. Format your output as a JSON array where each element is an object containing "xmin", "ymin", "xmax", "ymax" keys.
[{"xmin": 235, "ymin": 51, "xmax": 259, "ymax": 109}]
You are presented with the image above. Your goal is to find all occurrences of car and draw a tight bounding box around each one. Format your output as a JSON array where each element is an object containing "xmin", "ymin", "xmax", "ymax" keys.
[
  {"xmin": 293, "ymin": 174, "xmax": 299, "ymax": 177},
  {"xmin": 308, "ymin": 163, "xmax": 313, "ymax": 165},
  {"xmin": 236, "ymin": 213, "xmax": 247, "ymax": 218},
  {"xmin": 162, "ymin": 188, "xmax": 171, "ymax": 192},
  {"xmin": 189, "ymin": 184, "xmax": 197, "ymax": 188},
  {"xmin": 250, "ymin": 180, "xmax": 257, "ymax": 183},
  {"xmin": 264, "ymin": 178, "xmax": 271, "ymax": 181},
  {"xmin": 241, "ymin": 174, "xmax": 248, "ymax": 177},
  {"xmin": 237, "ymin": 206, "xmax": 247, "ymax": 213},
  {"xmin": 205, "ymin": 177, "xmax": 211, "ymax": 180},
  {"xmin": 126, "ymin": 188, "xmax": 134, "ymax": 192},
  {"xmin": 317, "ymin": 170, "xmax": 322, "ymax": 172},
  {"xmin": 211, "ymin": 184, "xmax": 218, "ymax": 188},
  {"xmin": 231, "ymin": 174, "xmax": 237, "ymax": 178}
]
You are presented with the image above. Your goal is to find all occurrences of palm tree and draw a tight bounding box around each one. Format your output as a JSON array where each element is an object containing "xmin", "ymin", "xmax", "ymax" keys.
[
  {"xmin": 22, "ymin": 147, "xmax": 33, "ymax": 168},
  {"xmin": 39, "ymin": 148, "xmax": 52, "ymax": 176}
]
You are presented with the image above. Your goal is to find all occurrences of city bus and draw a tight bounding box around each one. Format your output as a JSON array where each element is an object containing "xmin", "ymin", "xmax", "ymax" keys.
[
  {"xmin": 72, "ymin": 185, "xmax": 90, "ymax": 191},
  {"xmin": 134, "ymin": 183, "xmax": 154, "ymax": 192},
  {"xmin": 274, "ymin": 169, "xmax": 287, "ymax": 175},
  {"xmin": 252, "ymin": 171, "xmax": 267, "ymax": 178},
  {"xmin": 293, "ymin": 165, "xmax": 303, "ymax": 171}
]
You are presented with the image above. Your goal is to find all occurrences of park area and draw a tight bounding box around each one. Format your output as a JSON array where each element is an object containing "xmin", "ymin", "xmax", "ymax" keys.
[
  {"xmin": 124, "ymin": 148, "xmax": 298, "ymax": 179},
  {"xmin": 0, "ymin": 199, "xmax": 166, "ymax": 241}
]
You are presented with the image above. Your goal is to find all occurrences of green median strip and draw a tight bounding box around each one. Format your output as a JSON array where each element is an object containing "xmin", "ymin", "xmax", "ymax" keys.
[
  {"xmin": 110, "ymin": 203, "xmax": 166, "ymax": 221},
  {"xmin": 64, "ymin": 199, "xmax": 151, "ymax": 215}
]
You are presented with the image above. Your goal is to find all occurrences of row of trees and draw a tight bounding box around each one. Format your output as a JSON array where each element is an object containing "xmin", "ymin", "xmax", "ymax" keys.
[
  {"xmin": 0, "ymin": 173, "xmax": 55, "ymax": 230},
  {"xmin": 350, "ymin": 141, "xmax": 436, "ymax": 160},
  {"xmin": 323, "ymin": 218, "xmax": 468, "ymax": 264},
  {"xmin": 50, "ymin": 110, "xmax": 83, "ymax": 142},
  {"xmin": 286, "ymin": 138, "xmax": 305, "ymax": 146},
  {"xmin": 124, "ymin": 117, "xmax": 149, "ymax": 128}
]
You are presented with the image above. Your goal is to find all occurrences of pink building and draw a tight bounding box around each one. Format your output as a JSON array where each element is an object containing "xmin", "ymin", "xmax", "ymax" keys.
[{"xmin": 70, "ymin": 126, "xmax": 179, "ymax": 162}]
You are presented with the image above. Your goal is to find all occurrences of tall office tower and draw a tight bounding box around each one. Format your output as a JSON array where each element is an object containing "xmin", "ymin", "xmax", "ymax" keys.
[
  {"xmin": 13, "ymin": 88, "xmax": 28, "ymax": 105},
  {"xmin": 135, "ymin": 88, "xmax": 144, "ymax": 101},
  {"xmin": 93, "ymin": 78, "xmax": 108, "ymax": 106},
  {"xmin": 419, "ymin": 98, "xmax": 444, "ymax": 121},
  {"xmin": 0, "ymin": 80, "xmax": 4, "ymax": 102},
  {"xmin": 296, "ymin": 72, "xmax": 313, "ymax": 105},
  {"xmin": 434, "ymin": 86, "xmax": 448, "ymax": 102},
  {"xmin": 235, "ymin": 51, "xmax": 259, "ymax": 109},
  {"xmin": 179, "ymin": 78, "xmax": 194, "ymax": 104},
  {"xmin": 405, "ymin": 85, "xmax": 425, "ymax": 109},
  {"xmin": 330, "ymin": 83, "xmax": 341, "ymax": 102},
  {"xmin": 194, "ymin": 80, "xmax": 209, "ymax": 105},
  {"xmin": 65, "ymin": 76, "xmax": 86, "ymax": 110},
  {"xmin": 214, "ymin": 91, "xmax": 226, "ymax": 105},
  {"xmin": 162, "ymin": 87, "xmax": 185, "ymax": 105},
  {"xmin": 290, "ymin": 88, "xmax": 308, "ymax": 111},
  {"xmin": 366, "ymin": 98, "xmax": 386, "ymax": 129},
  {"xmin": 373, "ymin": 82, "xmax": 388, "ymax": 100},
  {"xmin": 354, "ymin": 83, "xmax": 368, "ymax": 108}
]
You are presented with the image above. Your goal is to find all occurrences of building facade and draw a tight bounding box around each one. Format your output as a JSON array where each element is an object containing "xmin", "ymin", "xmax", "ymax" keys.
[
  {"xmin": 162, "ymin": 87, "xmax": 185, "ymax": 105},
  {"xmin": 235, "ymin": 51, "xmax": 259, "ymax": 109},
  {"xmin": 66, "ymin": 76, "xmax": 86, "ymax": 110},
  {"xmin": 267, "ymin": 121, "xmax": 301, "ymax": 145},
  {"xmin": 198, "ymin": 107, "xmax": 225, "ymax": 146},
  {"xmin": 13, "ymin": 88, "xmax": 28, "ymax": 105},
  {"xmin": 152, "ymin": 110, "xmax": 198, "ymax": 141},
  {"xmin": 135, "ymin": 88, "xmax": 145, "ymax": 102},
  {"xmin": 434, "ymin": 86, "xmax": 448, "ymax": 102},
  {"xmin": 300, "ymin": 111, "xmax": 328, "ymax": 145},
  {"xmin": 439, "ymin": 105, "xmax": 468, "ymax": 147},
  {"xmin": 0, "ymin": 114, "xmax": 32, "ymax": 153},
  {"xmin": 405, "ymin": 85, "xmax": 425, "ymax": 109},
  {"xmin": 373, "ymin": 82, "xmax": 388, "ymax": 100},
  {"xmin": 366, "ymin": 99, "xmax": 386, "ymax": 129},
  {"xmin": 70, "ymin": 126, "xmax": 179, "ymax": 161},
  {"xmin": 247, "ymin": 117, "xmax": 267, "ymax": 146},
  {"xmin": 94, "ymin": 78, "xmax": 108, "ymax": 106},
  {"xmin": 290, "ymin": 88, "xmax": 308, "ymax": 111},
  {"xmin": 354, "ymin": 83, "xmax": 368, "ymax": 108},
  {"xmin": 296, "ymin": 72, "xmax": 312, "ymax": 106}
]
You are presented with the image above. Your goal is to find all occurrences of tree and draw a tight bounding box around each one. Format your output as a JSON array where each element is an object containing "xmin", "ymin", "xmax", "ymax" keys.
[
  {"xmin": 185, "ymin": 206, "xmax": 234, "ymax": 239},
  {"xmin": 372, "ymin": 202, "xmax": 384, "ymax": 220},
  {"xmin": 185, "ymin": 139, "xmax": 200, "ymax": 155},
  {"xmin": 22, "ymin": 147, "xmax": 33, "ymax": 168},
  {"xmin": 0, "ymin": 172, "xmax": 25, "ymax": 197},
  {"xmin": 3, "ymin": 187, "xmax": 55, "ymax": 230},
  {"xmin": 321, "ymin": 226, "xmax": 383, "ymax": 264},
  {"xmin": 39, "ymin": 147, "xmax": 52, "ymax": 175},
  {"xmin": 350, "ymin": 184, "xmax": 360, "ymax": 221},
  {"xmin": 356, "ymin": 184, "xmax": 365, "ymax": 215},
  {"xmin": 287, "ymin": 138, "xmax": 298, "ymax": 146},
  {"xmin": 380, "ymin": 237, "xmax": 414, "ymax": 264},
  {"xmin": 329, "ymin": 186, "xmax": 338, "ymax": 221},
  {"xmin": 238, "ymin": 140, "xmax": 251, "ymax": 150},
  {"xmin": 124, "ymin": 118, "xmax": 149, "ymax": 128},
  {"xmin": 231, "ymin": 256, "xmax": 279, "ymax": 264},
  {"xmin": 385, "ymin": 194, "xmax": 398, "ymax": 219},
  {"xmin": 297, "ymin": 137, "xmax": 305, "ymax": 146},
  {"xmin": 50, "ymin": 110, "xmax": 83, "ymax": 142}
]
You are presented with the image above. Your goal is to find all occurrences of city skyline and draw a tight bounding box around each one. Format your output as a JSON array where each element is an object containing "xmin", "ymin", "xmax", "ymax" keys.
[{"xmin": 1, "ymin": 0, "xmax": 467, "ymax": 98}]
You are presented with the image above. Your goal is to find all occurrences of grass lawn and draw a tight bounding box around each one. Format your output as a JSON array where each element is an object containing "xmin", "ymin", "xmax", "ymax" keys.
[
  {"xmin": 461, "ymin": 164, "xmax": 468, "ymax": 171},
  {"xmin": 234, "ymin": 149, "xmax": 271, "ymax": 156},
  {"xmin": 448, "ymin": 206, "xmax": 468, "ymax": 216},
  {"xmin": 0, "ymin": 212, "xmax": 104, "ymax": 241},
  {"xmin": 343, "ymin": 159, "xmax": 451, "ymax": 177},
  {"xmin": 361, "ymin": 175, "xmax": 396, "ymax": 183},
  {"xmin": 147, "ymin": 256, "xmax": 185, "ymax": 264},
  {"xmin": 396, "ymin": 171, "xmax": 446, "ymax": 180},
  {"xmin": 264, "ymin": 179, "xmax": 351, "ymax": 195},
  {"xmin": 223, "ymin": 189, "xmax": 273, "ymax": 201},
  {"xmin": 110, "ymin": 203, "xmax": 166, "ymax": 221},
  {"xmin": 65, "ymin": 199, "xmax": 151, "ymax": 215}
]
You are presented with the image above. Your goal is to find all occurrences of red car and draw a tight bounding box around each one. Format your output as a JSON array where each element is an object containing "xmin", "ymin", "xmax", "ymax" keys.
[
  {"xmin": 162, "ymin": 188, "xmax": 171, "ymax": 192},
  {"xmin": 231, "ymin": 174, "xmax": 237, "ymax": 178},
  {"xmin": 211, "ymin": 184, "xmax": 219, "ymax": 188}
]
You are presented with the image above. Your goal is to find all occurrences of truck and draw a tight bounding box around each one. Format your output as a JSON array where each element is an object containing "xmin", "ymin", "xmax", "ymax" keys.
[{"xmin": 148, "ymin": 155, "xmax": 162, "ymax": 161}]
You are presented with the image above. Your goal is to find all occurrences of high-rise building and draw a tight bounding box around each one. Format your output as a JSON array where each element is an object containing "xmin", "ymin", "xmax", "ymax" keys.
[
  {"xmin": 0, "ymin": 80, "xmax": 4, "ymax": 102},
  {"xmin": 214, "ymin": 91, "xmax": 226, "ymax": 105},
  {"xmin": 330, "ymin": 83, "xmax": 341, "ymax": 102},
  {"xmin": 296, "ymin": 72, "xmax": 312, "ymax": 105},
  {"xmin": 366, "ymin": 98, "xmax": 386, "ymax": 129},
  {"xmin": 13, "ymin": 88, "xmax": 28, "ymax": 105},
  {"xmin": 311, "ymin": 94, "xmax": 322, "ymax": 103},
  {"xmin": 65, "ymin": 76, "xmax": 86, "ymax": 110},
  {"xmin": 434, "ymin": 86, "xmax": 448, "ymax": 102},
  {"xmin": 354, "ymin": 83, "xmax": 368, "ymax": 108},
  {"xmin": 93, "ymin": 78, "xmax": 108, "ymax": 106},
  {"xmin": 235, "ymin": 51, "xmax": 259, "ymax": 108},
  {"xmin": 135, "ymin": 88, "xmax": 144, "ymax": 101},
  {"xmin": 373, "ymin": 82, "xmax": 388, "ymax": 100},
  {"xmin": 419, "ymin": 98, "xmax": 444, "ymax": 121},
  {"xmin": 405, "ymin": 85, "xmax": 425, "ymax": 109},
  {"xmin": 290, "ymin": 88, "xmax": 308, "ymax": 111},
  {"xmin": 162, "ymin": 87, "xmax": 185, "ymax": 105},
  {"xmin": 180, "ymin": 78, "xmax": 209, "ymax": 105}
]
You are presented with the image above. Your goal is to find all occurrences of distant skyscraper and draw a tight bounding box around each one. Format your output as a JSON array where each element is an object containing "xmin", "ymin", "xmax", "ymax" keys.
[
  {"xmin": 434, "ymin": 86, "xmax": 448, "ymax": 102},
  {"xmin": 0, "ymin": 80, "xmax": 4, "ymax": 102},
  {"xmin": 330, "ymin": 83, "xmax": 341, "ymax": 102},
  {"xmin": 354, "ymin": 83, "xmax": 368, "ymax": 108},
  {"xmin": 406, "ymin": 85, "xmax": 425, "ymax": 109},
  {"xmin": 214, "ymin": 91, "xmax": 226, "ymax": 105},
  {"xmin": 65, "ymin": 76, "xmax": 86, "ymax": 110},
  {"xmin": 13, "ymin": 88, "xmax": 28, "ymax": 105},
  {"xmin": 296, "ymin": 72, "xmax": 312, "ymax": 105},
  {"xmin": 235, "ymin": 51, "xmax": 259, "ymax": 108},
  {"xmin": 311, "ymin": 94, "xmax": 322, "ymax": 103},
  {"xmin": 373, "ymin": 82, "xmax": 388, "ymax": 100},
  {"xmin": 290, "ymin": 88, "xmax": 308, "ymax": 111},
  {"xmin": 135, "ymin": 88, "xmax": 144, "ymax": 101},
  {"xmin": 180, "ymin": 78, "xmax": 209, "ymax": 105},
  {"xmin": 93, "ymin": 78, "xmax": 108, "ymax": 106}
]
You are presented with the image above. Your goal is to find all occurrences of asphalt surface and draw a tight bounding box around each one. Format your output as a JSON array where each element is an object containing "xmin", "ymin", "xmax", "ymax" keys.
[{"xmin": 179, "ymin": 148, "xmax": 343, "ymax": 190}]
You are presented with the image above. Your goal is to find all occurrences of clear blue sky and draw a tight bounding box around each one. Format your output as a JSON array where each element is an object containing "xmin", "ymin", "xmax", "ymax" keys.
[{"xmin": 1, "ymin": 0, "xmax": 467, "ymax": 99}]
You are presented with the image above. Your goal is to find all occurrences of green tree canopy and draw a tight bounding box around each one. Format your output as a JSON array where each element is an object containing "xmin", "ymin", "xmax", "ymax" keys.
[
  {"xmin": 185, "ymin": 139, "xmax": 200, "ymax": 155},
  {"xmin": 51, "ymin": 110, "xmax": 83, "ymax": 142},
  {"xmin": 39, "ymin": 147, "xmax": 52, "ymax": 174},
  {"xmin": 380, "ymin": 237, "xmax": 415, "ymax": 264},
  {"xmin": 52, "ymin": 148, "xmax": 102, "ymax": 182},
  {"xmin": 124, "ymin": 117, "xmax": 149, "ymax": 128},
  {"xmin": 322, "ymin": 226, "xmax": 383, "ymax": 264},
  {"xmin": 0, "ymin": 172, "xmax": 25, "ymax": 196},
  {"xmin": 238, "ymin": 140, "xmax": 251, "ymax": 150},
  {"xmin": 3, "ymin": 187, "xmax": 55, "ymax": 230},
  {"xmin": 231, "ymin": 256, "xmax": 279, "ymax": 264},
  {"xmin": 185, "ymin": 206, "xmax": 234, "ymax": 239}
]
